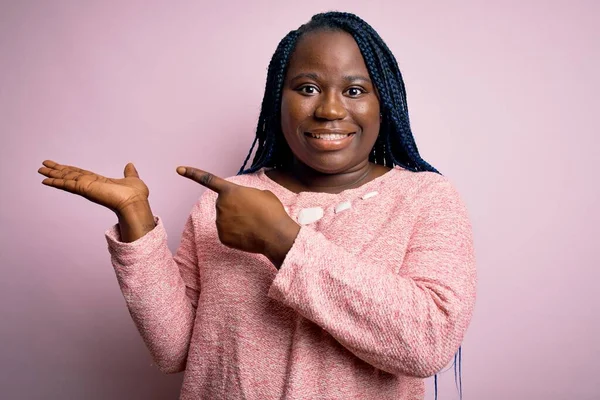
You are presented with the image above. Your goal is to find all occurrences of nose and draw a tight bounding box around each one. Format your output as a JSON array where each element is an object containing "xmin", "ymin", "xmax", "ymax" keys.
[{"xmin": 314, "ymin": 92, "xmax": 347, "ymax": 120}]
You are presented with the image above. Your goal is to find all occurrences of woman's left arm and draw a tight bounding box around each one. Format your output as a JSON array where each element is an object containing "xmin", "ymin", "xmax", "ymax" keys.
[
  {"xmin": 175, "ymin": 167, "xmax": 477, "ymax": 378},
  {"xmin": 267, "ymin": 179, "xmax": 477, "ymax": 378}
]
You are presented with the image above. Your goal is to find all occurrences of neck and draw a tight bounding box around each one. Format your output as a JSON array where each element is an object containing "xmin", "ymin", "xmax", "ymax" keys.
[{"xmin": 287, "ymin": 159, "xmax": 374, "ymax": 194}]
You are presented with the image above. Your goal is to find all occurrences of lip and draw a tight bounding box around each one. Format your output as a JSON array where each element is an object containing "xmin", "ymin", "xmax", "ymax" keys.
[
  {"xmin": 304, "ymin": 131, "xmax": 356, "ymax": 151},
  {"xmin": 308, "ymin": 128, "xmax": 354, "ymax": 135}
]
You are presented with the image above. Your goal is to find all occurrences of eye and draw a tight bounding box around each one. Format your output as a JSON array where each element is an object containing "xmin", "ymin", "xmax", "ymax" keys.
[
  {"xmin": 297, "ymin": 85, "xmax": 320, "ymax": 95},
  {"xmin": 345, "ymin": 87, "xmax": 366, "ymax": 97}
]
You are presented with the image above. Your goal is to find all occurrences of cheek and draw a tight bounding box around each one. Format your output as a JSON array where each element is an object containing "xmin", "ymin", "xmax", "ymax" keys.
[
  {"xmin": 281, "ymin": 93, "xmax": 297, "ymax": 128},
  {"xmin": 281, "ymin": 92, "xmax": 311, "ymax": 136},
  {"xmin": 355, "ymin": 101, "xmax": 380, "ymax": 133},
  {"xmin": 280, "ymin": 94, "xmax": 291, "ymax": 126}
]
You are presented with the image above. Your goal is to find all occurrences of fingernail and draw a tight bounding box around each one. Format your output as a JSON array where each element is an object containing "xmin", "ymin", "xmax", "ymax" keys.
[{"xmin": 176, "ymin": 167, "xmax": 186, "ymax": 175}]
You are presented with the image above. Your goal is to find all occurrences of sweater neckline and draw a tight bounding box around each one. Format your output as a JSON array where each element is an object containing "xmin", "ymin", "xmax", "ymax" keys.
[{"xmin": 256, "ymin": 166, "xmax": 404, "ymax": 201}]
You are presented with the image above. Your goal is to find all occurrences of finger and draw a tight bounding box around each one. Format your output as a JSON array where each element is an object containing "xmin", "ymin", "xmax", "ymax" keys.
[
  {"xmin": 38, "ymin": 167, "xmax": 79, "ymax": 179},
  {"xmin": 42, "ymin": 160, "xmax": 94, "ymax": 175},
  {"xmin": 42, "ymin": 160, "xmax": 60, "ymax": 169},
  {"xmin": 41, "ymin": 178, "xmax": 79, "ymax": 194},
  {"xmin": 176, "ymin": 166, "xmax": 235, "ymax": 194},
  {"xmin": 123, "ymin": 163, "xmax": 139, "ymax": 178}
]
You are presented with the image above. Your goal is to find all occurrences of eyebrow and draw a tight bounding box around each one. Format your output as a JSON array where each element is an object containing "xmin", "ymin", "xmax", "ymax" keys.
[
  {"xmin": 289, "ymin": 72, "xmax": 372, "ymax": 84},
  {"xmin": 289, "ymin": 72, "xmax": 320, "ymax": 81},
  {"xmin": 343, "ymin": 75, "xmax": 372, "ymax": 84}
]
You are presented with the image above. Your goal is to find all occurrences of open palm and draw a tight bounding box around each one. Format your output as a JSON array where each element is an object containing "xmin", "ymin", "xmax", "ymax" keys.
[{"xmin": 38, "ymin": 160, "xmax": 149, "ymax": 214}]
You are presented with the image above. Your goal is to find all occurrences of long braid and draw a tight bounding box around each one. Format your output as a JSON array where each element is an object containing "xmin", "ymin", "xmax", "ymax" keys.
[
  {"xmin": 238, "ymin": 31, "xmax": 298, "ymax": 174},
  {"xmin": 338, "ymin": 12, "xmax": 411, "ymax": 118},
  {"xmin": 237, "ymin": 30, "xmax": 299, "ymax": 174},
  {"xmin": 339, "ymin": 17, "xmax": 433, "ymax": 172},
  {"xmin": 266, "ymin": 31, "xmax": 298, "ymax": 170},
  {"xmin": 338, "ymin": 20, "xmax": 428, "ymax": 171}
]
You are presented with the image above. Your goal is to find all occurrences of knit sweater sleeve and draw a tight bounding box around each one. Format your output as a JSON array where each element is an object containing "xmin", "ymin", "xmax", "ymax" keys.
[
  {"xmin": 267, "ymin": 178, "xmax": 477, "ymax": 378},
  {"xmin": 104, "ymin": 197, "xmax": 207, "ymax": 374}
]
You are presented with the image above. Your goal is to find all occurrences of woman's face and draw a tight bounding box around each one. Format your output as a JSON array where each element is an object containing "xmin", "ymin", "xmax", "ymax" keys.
[{"xmin": 280, "ymin": 29, "xmax": 381, "ymax": 174}]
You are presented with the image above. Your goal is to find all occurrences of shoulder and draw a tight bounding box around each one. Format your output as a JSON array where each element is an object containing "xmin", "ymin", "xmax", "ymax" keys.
[
  {"xmin": 411, "ymin": 170, "xmax": 457, "ymax": 197},
  {"xmin": 385, "ymin": 167, "xmax": 469, "ymax": 216},
  {"xmin": 384, "ymin": 167, "xmax": 457, "ymax": 198}
]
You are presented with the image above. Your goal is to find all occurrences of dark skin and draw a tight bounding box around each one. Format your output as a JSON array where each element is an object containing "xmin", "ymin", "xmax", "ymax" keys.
[
  {"xmin": 37, "ymin": 30, "xmax": 390, "ymax": 268},
  {"xmin": 271, "ymin": 29, "xmax": 389, "ymax": 194}
]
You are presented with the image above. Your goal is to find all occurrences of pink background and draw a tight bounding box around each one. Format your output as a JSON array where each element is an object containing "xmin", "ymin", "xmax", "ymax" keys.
[{"xmin": 1, "ymin": 1, "xmax": 598, "ymax": 399}]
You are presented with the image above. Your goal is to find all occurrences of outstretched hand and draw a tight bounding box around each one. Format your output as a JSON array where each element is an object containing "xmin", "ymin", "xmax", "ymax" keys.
[
  {"xmin": 38, "ymin": 160, "xmax": 150, "ymax": 215},
  {"xmin": 177, "ymin": 166, "xmax": 300, "ymax": 267},
  {"xmin": 38, "ymin": 160, "xmax": 156, "ymax": 242}
]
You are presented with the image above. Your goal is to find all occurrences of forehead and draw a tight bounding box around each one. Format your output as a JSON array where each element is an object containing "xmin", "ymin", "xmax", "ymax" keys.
[{"xmin": 286, "ymin": 30, "xmax": 369, "ymax": 77}]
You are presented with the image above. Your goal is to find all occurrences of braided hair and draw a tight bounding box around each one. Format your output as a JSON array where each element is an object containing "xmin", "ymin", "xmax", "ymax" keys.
[{"xmin": 237, "ymin": 11, "xmax": 439, "ymax": 175}]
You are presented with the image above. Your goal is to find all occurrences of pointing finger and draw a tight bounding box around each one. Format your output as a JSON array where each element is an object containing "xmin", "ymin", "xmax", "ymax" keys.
[{"xmin": 176, "ymin": 166, "xmax": 235, "ymax": 194}]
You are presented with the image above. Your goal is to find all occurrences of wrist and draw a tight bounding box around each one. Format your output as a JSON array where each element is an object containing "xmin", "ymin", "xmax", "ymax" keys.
[
  {"xmin": 264, "ymin": 217, "xmax": 300, "ymax": 269},
  {"xmin": 116, "ymin": 200, "xmax": 156, "ymax": 243},
  {"xmin": 117, "ymin": 200, "xmax": 152, "ymax": 222}
]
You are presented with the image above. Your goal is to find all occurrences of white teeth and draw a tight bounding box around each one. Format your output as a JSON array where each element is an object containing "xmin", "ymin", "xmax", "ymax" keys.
[{"xmin": 310, "ymin": 133, "xmax": 350, "ymax": 140}]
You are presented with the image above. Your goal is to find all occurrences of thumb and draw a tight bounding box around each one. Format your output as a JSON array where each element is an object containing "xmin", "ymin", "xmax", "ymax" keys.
[{"xmin": 123, "ymin": 162, "xmax": 139, "ymax": 178}]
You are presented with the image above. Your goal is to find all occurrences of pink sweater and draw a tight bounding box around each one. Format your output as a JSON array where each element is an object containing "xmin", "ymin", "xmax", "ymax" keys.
[{"xmin": 105, "ymin": 166, "xmax": 477, "ymax": 399}]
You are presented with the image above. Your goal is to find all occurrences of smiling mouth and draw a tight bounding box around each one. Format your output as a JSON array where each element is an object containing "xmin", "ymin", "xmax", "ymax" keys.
[{"xmin": 305, "ymin": 132, "xmax": 355, "ymax": 140}]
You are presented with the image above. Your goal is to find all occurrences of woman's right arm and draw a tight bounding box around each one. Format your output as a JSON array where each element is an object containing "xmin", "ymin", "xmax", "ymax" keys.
[
  {"xmin": 38, "ymin": 160, "xmax": 206, "ymax": 373},
  {"xmin": 106, "ymin": 203, "xmax": 204, "ymax": 373}
]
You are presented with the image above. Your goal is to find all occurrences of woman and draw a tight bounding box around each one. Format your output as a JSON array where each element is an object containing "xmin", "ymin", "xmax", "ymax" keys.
[{"xmin": 38, "ymin": 12, "xmax": 476, "ymax": 400}]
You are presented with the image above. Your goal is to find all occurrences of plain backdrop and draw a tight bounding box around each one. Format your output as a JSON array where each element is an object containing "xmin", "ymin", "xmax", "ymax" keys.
[{"xmin": 1, "ymin": 0, "xmax": 598, "ymax": 399}]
